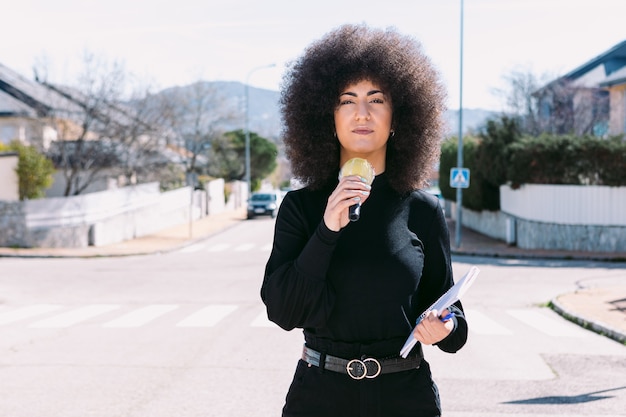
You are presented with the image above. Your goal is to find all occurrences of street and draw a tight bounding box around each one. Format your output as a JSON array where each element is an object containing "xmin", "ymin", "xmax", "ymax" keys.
[{"xmin": 1, "ymin": 217, "xmax": 625, "ymax": 417}]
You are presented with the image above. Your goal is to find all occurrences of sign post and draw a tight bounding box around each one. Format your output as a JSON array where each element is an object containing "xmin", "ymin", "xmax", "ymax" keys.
[
  {"xmin": 450, "ymin": 167, "xmax": 470, "ymax": 248},
  {"xmin": 454, "ymin": 0, "xmax": 465, "ymax": 249}
]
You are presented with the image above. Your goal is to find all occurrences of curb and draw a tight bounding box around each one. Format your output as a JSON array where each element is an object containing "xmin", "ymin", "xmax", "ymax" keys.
[{"xmin": 549, "ymin": 297, "xmax": 626, "ymax": 345}]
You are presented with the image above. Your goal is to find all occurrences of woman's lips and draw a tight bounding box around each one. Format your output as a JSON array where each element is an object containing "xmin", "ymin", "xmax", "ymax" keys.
[{"xmin": 352, "ymin": 128, "xmax": 373, "ymax": 134}]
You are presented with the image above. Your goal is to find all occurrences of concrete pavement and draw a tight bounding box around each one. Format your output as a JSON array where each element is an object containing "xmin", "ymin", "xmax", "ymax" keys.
[{"xmin": 0, "ymin": 209, "xmax": 624, "ymax": 345}]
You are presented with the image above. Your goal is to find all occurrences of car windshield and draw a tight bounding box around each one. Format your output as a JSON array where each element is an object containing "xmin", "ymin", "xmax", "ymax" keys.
[{"xmin": 251, "ymin": 193, "xmax": 276, "ymax": 202}]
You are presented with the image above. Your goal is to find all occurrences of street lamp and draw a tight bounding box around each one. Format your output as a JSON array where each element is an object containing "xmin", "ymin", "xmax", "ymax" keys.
[
  {"xmin": 455, "ymin": 0, "xmax": 465, "ymax": 249},
  {"xmin": 245, "ymin": 63, "xmax": 276, "ymax": 199}
]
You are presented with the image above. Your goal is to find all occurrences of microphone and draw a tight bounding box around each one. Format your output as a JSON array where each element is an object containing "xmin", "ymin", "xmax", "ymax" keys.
[{"xmin": 339, "ymin": 158, "xmax": 375, "ymax": 222}]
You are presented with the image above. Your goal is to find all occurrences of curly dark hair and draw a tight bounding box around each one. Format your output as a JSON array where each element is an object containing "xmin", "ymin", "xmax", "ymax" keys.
[{"xmin": 280, "ymin": 24, "xmax": 447, "ymax": 194}]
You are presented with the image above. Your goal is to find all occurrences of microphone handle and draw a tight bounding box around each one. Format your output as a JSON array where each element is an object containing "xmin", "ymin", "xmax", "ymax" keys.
[{"xmin": 349, "ymin": 203, "xmax": 361, "ymax": 222}]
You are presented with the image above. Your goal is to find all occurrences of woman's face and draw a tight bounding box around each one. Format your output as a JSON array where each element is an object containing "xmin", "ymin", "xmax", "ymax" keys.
[{"xmin": 334, "ymin": 79, "xmax": 393, "ymax": 172}]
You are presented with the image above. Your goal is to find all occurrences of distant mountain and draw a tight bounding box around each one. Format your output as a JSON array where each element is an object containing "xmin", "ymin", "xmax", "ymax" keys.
[
  {"xmin": 150, "ymin": 81, "xmax": 281, "ymax": 140},
  {"xmin": 444, "ymin": 108, "xmax": 498, "ymax": 137},
  {"xmin": 151, "ymin": 81, "xmax": 496, "ymax": 141}
]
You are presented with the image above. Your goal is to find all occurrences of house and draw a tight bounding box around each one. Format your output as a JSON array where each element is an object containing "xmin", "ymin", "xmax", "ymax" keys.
[
  {"xmin": 535, "ymin": 40, "xmax": 626, "ymax": 137},
  {"xmin": 0, "ymin": 62, "xmax": 175, "ymax": 197},
  {"xmin": 0, "ymin": 63, "xmax": 83, "ymax": 150}
]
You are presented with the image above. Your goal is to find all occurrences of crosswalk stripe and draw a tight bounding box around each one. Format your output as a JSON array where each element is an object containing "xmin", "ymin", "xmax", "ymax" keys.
[
  {"xmin": 29, "ymin": 305, "xmax": 120, "ymax": 328},
  {"xmin": 507, "ymin": 309, "xmax": 587, "ymax": 337},
  {"xmin": 179, "ymin": 243, "xmax": 205, "ymax": 253},
  {"xmin": 250, "ymin": 311, "xmax": 276, "ymax": 327},
  {"xmin": 176, "ymin": 305, "xmax": 238, "ymax": 327},
  {"xmin": 464, "ymin": 309, "xmax": 512, "ymax": 335},
  {"xmin": 102, "ymin": 305, "xmax": 179, "ymax": 328},
  {"xmin": 207, "ymin": 243, "xmax": 232, "ymax": 252},
  {"xmin": 2, "ymin": 304, "xmax": 593, "ymax": 336},
  {"xmin": 234, "ymin": 243, "xmax": 255, "ymax": 251},
  {"xmin": 0, "ymin": 304, "xmax": 64, "ymax": 325}
]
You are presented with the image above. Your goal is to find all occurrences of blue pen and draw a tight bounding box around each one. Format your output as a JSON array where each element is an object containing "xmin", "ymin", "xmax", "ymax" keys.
[{"xmin": 440, "ymin": 312, "xmax": 454, "ymax": 322}]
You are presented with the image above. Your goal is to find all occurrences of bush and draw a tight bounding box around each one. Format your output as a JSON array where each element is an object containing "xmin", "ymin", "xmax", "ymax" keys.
[
  {"xmin": 440, "ymin": 113, "xmax": 625, "ymax": 211},
  {"xmin": 439, "ymin": 135, "xmax": 489, "ymax": 211},
  {"xmin": 0, "ymin": 141, "xmax": 54, "ymax": 200},
  {"xmin": 507, "ymin": 134, "xmax": 626, "ymax": 187}
]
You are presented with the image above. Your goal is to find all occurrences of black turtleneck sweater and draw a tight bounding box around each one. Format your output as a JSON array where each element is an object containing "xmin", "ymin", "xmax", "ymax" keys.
[{"xmin": 261, "ymin": 173, "xmax": 467, "ymax": 358}]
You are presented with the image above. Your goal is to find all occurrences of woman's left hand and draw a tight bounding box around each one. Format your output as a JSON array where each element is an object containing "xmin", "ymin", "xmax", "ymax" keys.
[{"xmin": 413, "ymin": 309, "xmax": 454, "ymax": 345}]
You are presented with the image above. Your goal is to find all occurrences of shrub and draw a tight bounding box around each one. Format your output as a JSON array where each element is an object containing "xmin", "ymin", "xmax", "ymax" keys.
[
  {"xmin": 507, "ymin": 134, "xmax": 626, "ymax": 187},
  {"xmin": 440, "ymin": 117, "xmax": 625, "ymax": 211},
  {"xmin": 439, "ymin": 135, "xmax": 489, "ymax": 211},
  {"xmin": 0, "ymin": 141, "xmax": 54, "ymax": 200}
]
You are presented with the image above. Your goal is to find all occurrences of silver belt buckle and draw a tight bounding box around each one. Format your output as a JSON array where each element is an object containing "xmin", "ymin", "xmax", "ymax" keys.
[{"xmin": 346, "ymin": 357, "xmax": 381, "ymax": 380}]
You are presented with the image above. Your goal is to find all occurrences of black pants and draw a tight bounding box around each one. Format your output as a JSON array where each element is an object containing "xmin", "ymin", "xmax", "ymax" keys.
[{"xmin": 281, "ymin": 358, "xmax": 441, "ymax": 417}]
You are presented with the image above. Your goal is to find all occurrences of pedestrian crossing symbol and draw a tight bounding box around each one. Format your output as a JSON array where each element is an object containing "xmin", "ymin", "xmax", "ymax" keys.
[{"xmin": 450, "ymin": 167, "xmax": 470, "ymax": 188}]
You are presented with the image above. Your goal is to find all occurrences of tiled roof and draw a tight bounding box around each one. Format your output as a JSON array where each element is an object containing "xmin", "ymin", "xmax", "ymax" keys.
[
  {"xmin": 599, "ymin": 66, "xmax": 626, "ymax": 87},
  {"xmin": 0, "ymin": 89, "xmax": 37, "ymax": 117},
  {"xmin": 0, "ymin": 62, "xmax": 85, "ymax": 117},
  {"xmin": 563, "ymin": 40, "xmax": 626, "ymax": 81}
]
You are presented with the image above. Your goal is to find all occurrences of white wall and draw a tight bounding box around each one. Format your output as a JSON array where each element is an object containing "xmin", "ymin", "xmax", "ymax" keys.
[
  {"xmin": 19, "ymin": 182, "xmax": 207, "ymax": 247},
  {"xmin": 0, "ymin": 153, "xmax": 19, "ymax": 201},
  {"xmin": 500, "ymin": 184, "xmax": 626, "ymax": 226}
]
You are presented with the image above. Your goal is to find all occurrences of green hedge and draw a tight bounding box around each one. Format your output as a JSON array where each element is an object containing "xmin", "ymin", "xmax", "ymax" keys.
[
  {"xmin": 507, "ymin": 134, "xmax": 626, "ymax": 188},
  {"xmin": 440, "ymin": 136, "xmax": 489, "ymax": 211},
  {"xmin": 440, "ymin": 119, "xmax": 626, "ymax": 211}
]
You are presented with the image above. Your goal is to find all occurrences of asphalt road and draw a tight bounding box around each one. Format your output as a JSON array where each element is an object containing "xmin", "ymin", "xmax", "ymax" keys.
[{"xmin": 0, "ymin": 217, "xmax": 625, "ymax": 417}]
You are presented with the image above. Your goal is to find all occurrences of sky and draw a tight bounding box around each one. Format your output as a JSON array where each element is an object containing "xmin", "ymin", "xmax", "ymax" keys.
[{"xmin": 2, "ymin": 0, "xmax": 624, "ymax": 111}]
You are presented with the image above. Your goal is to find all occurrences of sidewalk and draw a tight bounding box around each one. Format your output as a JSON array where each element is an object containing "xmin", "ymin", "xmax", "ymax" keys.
[
  {"xmin": 0, "ymin": 211, "xmax": 624, "ymax": 345},
  {"xmin": 448, "ymin": 220, "xmax": 626, "ymax": 346}
]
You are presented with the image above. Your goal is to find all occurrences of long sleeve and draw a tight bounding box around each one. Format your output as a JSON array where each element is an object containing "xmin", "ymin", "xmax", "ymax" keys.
[
  {"xmin": 410, "ymin": 196, "xmax": 468, "ymax": 353},
  {"xmin": 261, "ymin": 190, "xmax": 338, "ymax": 331}
]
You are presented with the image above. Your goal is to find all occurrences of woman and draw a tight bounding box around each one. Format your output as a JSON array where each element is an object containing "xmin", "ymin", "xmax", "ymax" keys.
[{"xmin": 261, "ymin": 24, "xmax": 468, "ymax": 417}]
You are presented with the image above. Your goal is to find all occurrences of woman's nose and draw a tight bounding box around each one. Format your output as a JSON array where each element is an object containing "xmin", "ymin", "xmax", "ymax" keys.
[{"xmin": 355, "ymin": 102, "xmax": 370, "ymax": 120}]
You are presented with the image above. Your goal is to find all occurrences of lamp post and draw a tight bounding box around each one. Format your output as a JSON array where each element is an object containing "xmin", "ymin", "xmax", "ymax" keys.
[
  {"xmin": 245, "ymin": 63, "xmax": 275, "ymax": 199},
  {"xmin": 455, "ymin": 0, "xmax": 465, "ymax": 249}
]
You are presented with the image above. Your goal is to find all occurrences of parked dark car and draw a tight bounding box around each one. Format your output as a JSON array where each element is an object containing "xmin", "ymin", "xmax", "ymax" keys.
[{"xmin": 247, "ymin": 191, "xmax": 282, "ymax": 219}]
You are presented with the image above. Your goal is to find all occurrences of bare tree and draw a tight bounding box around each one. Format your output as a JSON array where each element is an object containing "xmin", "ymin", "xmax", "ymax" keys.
[
  {"xmin": 492, "ymin": 66, "xmax": 549, "ymax": 135},
  {"xmin": 38, "ymin": 51, "xmax": 164, "ymax": 195},
  {"xmin": 158, "ymin": 80, "xmax": 239, "ymax": 179},
  {"xmin": 493, "ymin": 66, "xmax": 609, "ymax": 137}
]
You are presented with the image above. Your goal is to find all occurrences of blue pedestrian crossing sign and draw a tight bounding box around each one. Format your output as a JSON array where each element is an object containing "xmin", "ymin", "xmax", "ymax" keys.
[{"xmin": 450, "ymin": 168, "xmax": 470, "ymax": 188}]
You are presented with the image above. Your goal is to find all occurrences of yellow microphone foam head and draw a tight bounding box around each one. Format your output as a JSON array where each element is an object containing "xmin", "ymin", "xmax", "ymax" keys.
[{"xmin": 339, "ymin": 158, "xmax": 375, "ymax": 185}]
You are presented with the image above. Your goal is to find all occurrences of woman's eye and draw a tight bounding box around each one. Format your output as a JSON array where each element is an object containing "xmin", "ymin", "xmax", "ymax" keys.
[{"xmin": 370, "ymin": 98, "xmax": 384, "ymax": 104}]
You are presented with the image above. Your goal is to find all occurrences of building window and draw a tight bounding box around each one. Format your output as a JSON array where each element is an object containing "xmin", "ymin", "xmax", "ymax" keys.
[{"xmin": 0, "ymin": 126, "xmax": 17, "ymax": 143}]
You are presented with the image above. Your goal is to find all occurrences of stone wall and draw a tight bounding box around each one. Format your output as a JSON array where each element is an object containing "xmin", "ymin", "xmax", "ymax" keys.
[
  {"xmin": 0, "ymin": 201, "xmax": 26, "ymax": 247},
  {"xmin": 515, "ymin": 220, "xmax": 625, "ymax": 252},
  {"xmin": 451, "ymin": 185, "xmax": 626, "ymax": 253}
]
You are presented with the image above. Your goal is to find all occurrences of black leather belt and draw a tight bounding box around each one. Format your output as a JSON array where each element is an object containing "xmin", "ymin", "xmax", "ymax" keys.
[{"xmin": 301, "ymin": 345, "xmax": 423, "ymax": 380}]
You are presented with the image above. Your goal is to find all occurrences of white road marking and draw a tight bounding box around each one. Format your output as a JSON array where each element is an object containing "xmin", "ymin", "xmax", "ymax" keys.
[
  {"xmin": 102, "ymin": 304, "xmax": 179, "ymax": 328},
  {"xmin": 206, "ymin": 243, "xmax": 232, "ymax": 252},
  {"xmin": 176, "ymin": 305, "xmax": 238, "ymax": 327},
  {"xmin": 178, "ymin": 243, "xmax": 205, "ymax": 253},
  {"xmin": 250, "ymin": 311, "xmax": 276, "ymax": 327},
  {"xmin": 0, "ymin": 304, "xmax": 64, "ymax": 325},
  {"xmin": 507, "ymin": 309, "xmax": 588, "ymax": 337},
  {"xmin": 234, "ymin": 243, "xmax": 255, "ymax": 251},
  {"xmin": 29, "ymin": 305, "xmax": 120, "ymax": 328},
  {"xmin": 464, "ymin": 308, "xmax": 513, "ymax": 335}
]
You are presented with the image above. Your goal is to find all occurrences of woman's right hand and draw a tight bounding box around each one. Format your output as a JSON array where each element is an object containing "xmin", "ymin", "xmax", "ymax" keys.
[{"xmin": 323, "ymin": 175, "xmax": 372, "ymax": 232}]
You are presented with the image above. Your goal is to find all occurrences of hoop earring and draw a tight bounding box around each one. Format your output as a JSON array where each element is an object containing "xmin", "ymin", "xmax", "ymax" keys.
[{"xmin": 390, "ymin": 130, "xmax": 395, "ymax": 138}]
